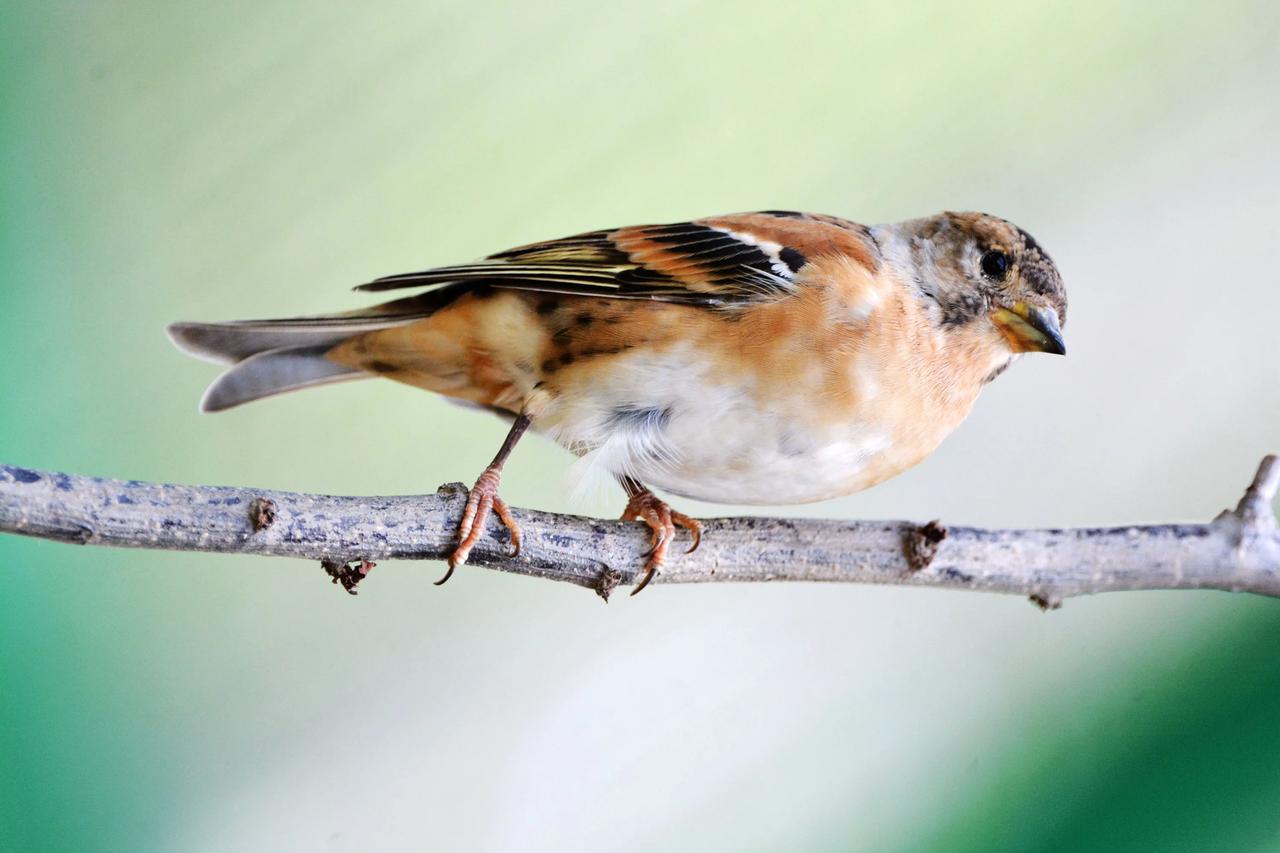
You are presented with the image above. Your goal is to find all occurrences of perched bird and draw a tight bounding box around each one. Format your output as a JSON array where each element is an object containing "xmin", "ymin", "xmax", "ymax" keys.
[{"xmin": 169, "ymin": 210, "xmax": 1066, "ymax": 593}]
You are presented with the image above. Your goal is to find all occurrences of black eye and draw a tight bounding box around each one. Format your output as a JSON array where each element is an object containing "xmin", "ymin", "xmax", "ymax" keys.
[{"xmin": 980, "ymin": 250, "xmax": 1009, "ymax": 281}]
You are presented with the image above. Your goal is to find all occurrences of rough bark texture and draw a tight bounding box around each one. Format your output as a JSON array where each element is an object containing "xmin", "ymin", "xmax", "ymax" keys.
[{"xmin": 2, "ymin": 458, "xmax": 1278, "ymax": 604}]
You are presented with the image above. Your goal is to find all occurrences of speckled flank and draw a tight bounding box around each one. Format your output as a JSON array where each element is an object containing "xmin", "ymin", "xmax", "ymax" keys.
[{"xmin": 327, "ymin": 291, "xmax": 548, "ymax": 413}]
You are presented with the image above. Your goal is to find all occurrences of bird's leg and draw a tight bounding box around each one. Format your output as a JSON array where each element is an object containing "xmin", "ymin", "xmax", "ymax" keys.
[
  {"xmin": 618, "ymin": 476, "xmax": 702, "ymax": 596},
  {"xmin": 438, "ymin": 412, "xmax": 532, "ymax": 585}
]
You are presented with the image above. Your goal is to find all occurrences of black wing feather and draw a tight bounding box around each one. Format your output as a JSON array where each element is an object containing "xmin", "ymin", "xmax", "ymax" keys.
[{"xmin": 355, "ymin": 219, "xmax": 800, "ymax": 306}]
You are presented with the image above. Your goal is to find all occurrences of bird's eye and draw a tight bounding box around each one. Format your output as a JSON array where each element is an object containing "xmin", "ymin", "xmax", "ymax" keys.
[{"xmin": 980, "ymin": 250, "xmax": 1009, "ymax": 281}]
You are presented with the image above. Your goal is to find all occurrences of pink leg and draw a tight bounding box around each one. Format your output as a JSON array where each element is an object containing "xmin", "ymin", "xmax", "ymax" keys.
[{"xmin": 437, "ymin": 413, "xmax": 530, "ymax": 585}]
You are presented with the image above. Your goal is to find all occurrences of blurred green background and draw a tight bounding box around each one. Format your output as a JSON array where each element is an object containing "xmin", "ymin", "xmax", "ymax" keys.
[{"xmin": 3, "ymin": 2, "xmax": 1279, "ymax": 850}]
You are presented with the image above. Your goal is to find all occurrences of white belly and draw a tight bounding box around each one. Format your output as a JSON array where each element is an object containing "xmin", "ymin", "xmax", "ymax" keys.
[{"xmin": 537, "ymin": 343, "xmax": 897, "ymax": 505}]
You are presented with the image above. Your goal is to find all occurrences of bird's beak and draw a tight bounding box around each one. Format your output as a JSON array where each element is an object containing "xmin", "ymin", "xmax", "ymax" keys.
[{"xmin": 991, "ymin": 302, "xmax": 1066, "ymax": 355}]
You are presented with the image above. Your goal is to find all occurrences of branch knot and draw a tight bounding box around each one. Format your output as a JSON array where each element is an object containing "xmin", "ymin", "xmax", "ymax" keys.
[{"xmin": 904, "ymin": 520, "xmax": 947, "ymax": 572}]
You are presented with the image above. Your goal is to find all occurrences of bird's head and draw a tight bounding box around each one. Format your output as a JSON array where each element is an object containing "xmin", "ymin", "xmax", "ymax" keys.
[{"xmin": 877, "ymin": 211, "xmax": 1067, "ymax": 357}]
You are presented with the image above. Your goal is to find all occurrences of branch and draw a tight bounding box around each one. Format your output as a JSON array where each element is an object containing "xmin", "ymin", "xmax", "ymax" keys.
[{"xmin": 2, "ymin": 458, "xmax": 1278, "ymax": 606}]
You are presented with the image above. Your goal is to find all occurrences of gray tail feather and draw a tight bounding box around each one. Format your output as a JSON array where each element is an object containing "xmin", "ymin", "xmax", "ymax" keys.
[
  {"xmin": 195, "ymin": 344, "xmax": 361, "ymax": 412},
  {"xmin": 168, "ymin": 320, "xmax": 387, "ymax": 366},
  {"xmin": 168, "ymin": 299, "xmax": 445, "ymax": 412},
  {"xmin": 167, "ymin": 320, "xmax": 395, "ymax": 413}
]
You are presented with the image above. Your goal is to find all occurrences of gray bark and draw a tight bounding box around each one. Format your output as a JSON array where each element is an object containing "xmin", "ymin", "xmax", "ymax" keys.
[{"xmin": 2, "ymin": 458, "xmax": 1278, "ymax": 605}]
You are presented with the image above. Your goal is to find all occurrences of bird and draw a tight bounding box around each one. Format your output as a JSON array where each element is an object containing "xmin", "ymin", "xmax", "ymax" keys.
[{"xmin": 168, "ymin": 210, "xmax": 1066, "ymax": 594}]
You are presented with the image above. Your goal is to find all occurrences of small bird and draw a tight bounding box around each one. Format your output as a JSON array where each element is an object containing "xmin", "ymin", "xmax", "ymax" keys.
[{"xmin": 169, "ymin": 210, "xmax": 1066, "ymax": 593}]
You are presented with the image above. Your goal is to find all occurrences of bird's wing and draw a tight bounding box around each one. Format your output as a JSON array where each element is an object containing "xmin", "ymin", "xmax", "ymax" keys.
[{"xmin": 356, "ymin": 211, "xmax": 879, "ymax": 308}]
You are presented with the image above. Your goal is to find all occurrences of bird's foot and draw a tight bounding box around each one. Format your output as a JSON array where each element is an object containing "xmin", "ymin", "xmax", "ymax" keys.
[
  {"xmin": 438, "ymin": 466, "xmax": 521, "ymax": 585},
  {"xmin": 620, "ymin": 489, "xmax": 702, "ymax": 596}
]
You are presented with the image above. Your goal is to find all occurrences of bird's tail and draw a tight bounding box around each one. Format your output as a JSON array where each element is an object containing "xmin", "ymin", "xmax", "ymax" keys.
[{"xmin": 167, "ymin": 296, "xmax": 444, "ymax": 412}]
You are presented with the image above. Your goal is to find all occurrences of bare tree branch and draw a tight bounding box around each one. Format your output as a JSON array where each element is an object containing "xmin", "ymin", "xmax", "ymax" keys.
[{"xmin": 2, "ymin": 458, "xmax": 1278, "ymax": 605}]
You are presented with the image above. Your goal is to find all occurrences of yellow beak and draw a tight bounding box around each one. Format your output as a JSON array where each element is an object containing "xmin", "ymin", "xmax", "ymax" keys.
[{"xmin": 991, "ymin": 302, "xmax": 1066, "ymax": 355}]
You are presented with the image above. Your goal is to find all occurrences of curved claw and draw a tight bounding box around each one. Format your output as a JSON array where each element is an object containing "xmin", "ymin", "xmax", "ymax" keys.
[
  {"xmin": 630, "ymin": 564, "xmax": 658, "ymax": 596},
  {"xmin": 642, "ymin": 519, "xmax": 669, "ymax": 558},
  {"xmin": 673, "ymin": 512, "xmax": 702, "ymax": 554},
  {"xmin": 434, "ymin": 564, "xmax": 456, "ymax": 586}
]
